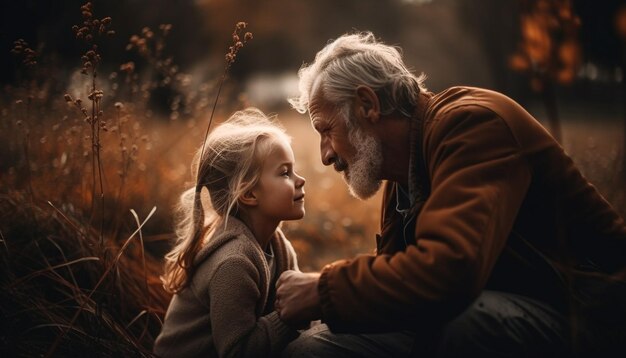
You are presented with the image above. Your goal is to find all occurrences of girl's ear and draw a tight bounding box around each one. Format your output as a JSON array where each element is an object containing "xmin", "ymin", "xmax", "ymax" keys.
[{"xmin": 239, "ymin": 190, "xmax": 258, "ymax": 207}]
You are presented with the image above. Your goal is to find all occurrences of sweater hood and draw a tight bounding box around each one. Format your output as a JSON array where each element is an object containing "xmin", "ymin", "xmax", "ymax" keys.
[{"xmin": 192, "ymin": 216, "xmax": 285, "ymax": 267}]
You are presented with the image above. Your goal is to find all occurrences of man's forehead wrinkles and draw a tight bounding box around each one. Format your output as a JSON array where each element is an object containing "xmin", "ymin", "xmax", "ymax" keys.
[
  {"xmin": 308, "ymin": 99, "xmax": 320, "ymax": 116},
  {"xmin": 311, "ymin": 117, "xmax": 322, "ymax": 131}
]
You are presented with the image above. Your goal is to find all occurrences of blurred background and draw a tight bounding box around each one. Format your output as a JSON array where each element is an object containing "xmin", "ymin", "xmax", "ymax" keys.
[
  {"xmin": 2, "ymin": 0, "xmax": 626, "ymax": 269},
  {"xmin": 2, "ymin": 0, "xmax": 626, "ymax": 355}
]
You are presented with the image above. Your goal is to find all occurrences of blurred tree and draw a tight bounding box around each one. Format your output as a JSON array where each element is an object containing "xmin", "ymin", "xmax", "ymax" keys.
[
  {"xmin": 615, "ymin": 4, "xmax": 626, "ymax": 175},
  {"xmin": 574, "ymin": 0, "xmax": 623, "ymax": 69},
  {"xmin": 0, "ymin": 0, "xmax": 210, "ymax": 84},
  {"xmin": 509, "ymin": 0, "xmax": 582, "ymax": 143},
  {"xmin": 195, "ymin": 0, "xmax": 404, "ymax": 79},
  {"xmin": 456, "ymin": 0, "xmax": 527, "ymax": 96}
]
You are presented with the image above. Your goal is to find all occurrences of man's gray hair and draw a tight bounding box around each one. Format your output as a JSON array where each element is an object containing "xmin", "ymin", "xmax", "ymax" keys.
[{"xmin": 289, "ymin": 31, "xmax": 427, "ymax": 119}]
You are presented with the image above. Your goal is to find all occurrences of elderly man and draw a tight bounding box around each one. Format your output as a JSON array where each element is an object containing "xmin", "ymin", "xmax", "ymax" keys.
[{"xmin": 275, "ymin": 32, "xmax": 626, "ymax": 356}]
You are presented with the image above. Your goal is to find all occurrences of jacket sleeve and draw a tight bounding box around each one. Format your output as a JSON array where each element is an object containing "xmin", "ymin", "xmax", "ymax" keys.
[
  {"xmin": 210, "ymin": 255, "xmax": 297, "ymax": 357},
  {"xmin": 318, "ymin": 107, "xmax": 533, "ymax": 332}
]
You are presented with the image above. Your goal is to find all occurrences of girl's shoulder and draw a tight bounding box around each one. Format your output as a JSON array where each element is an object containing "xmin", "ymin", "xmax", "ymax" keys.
[
  {"xmin": 196, "ymin": 231, "xmax": 259, "ymax": 267},
  {"xmin": 194, "ymin": 218, "xmax": 267, "ymax": 270},
  {"xmin": 189, "ymin": 231, "xmax": 262, "ymax": 289}
]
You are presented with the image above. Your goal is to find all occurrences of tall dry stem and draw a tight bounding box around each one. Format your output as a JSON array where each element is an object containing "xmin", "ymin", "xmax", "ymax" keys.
[
  {"xmin": 198, "ymin": 22, "xmax": 253, "ymax": 166},
  {"xmin": 11, "ymin": 39, "xmax": 38, "ymax": 202},
  {"xmin": 68, "ymin": 2, "xmax": 115, "ymax": 246},
  {"xmin": 111, "ymin": 102, "xmax": 138, "ymax": 236}
]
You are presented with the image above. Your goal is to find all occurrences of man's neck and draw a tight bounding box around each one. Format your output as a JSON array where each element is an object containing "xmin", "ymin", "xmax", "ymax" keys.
[
  {"xmin": 377, "ymin": 113, "xmax": 412, "ymax": 186},
  {"xmin": 377, "ymin": 92, "xmax": 430, "ymax": 187}
]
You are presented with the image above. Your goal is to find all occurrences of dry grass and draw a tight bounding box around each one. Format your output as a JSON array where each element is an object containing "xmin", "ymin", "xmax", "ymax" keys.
[
  {"xmin": 0, "ymin": 191, "xmax": 170, "ymax": 357},
  {"xmin": 0, "ymin": 2, "xmax": 379, "ymax": 354},
  {"xmin": 2, "ymin": 2, "xmax": 625, "ymax": 356}
]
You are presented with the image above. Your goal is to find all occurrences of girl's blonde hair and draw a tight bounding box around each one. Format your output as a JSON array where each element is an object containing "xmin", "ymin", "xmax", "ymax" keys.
[{"xmin": 162, "ymin": 107, "xmax": 290, "ymax": 293}]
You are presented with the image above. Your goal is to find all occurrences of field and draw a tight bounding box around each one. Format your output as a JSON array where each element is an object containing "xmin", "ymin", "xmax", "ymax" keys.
[
  {"xmin": 0, "ymin": 9, "xmax": 383, "ymax": 354},
  {"xmin": 2, "ymin": 2, "xmax": 626, "ymax": 356}
]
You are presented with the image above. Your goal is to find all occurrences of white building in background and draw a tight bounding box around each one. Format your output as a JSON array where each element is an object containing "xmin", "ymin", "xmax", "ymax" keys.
[{"xmin": 244, "ymin": 72, "xmax": 300, "ymax": 108}]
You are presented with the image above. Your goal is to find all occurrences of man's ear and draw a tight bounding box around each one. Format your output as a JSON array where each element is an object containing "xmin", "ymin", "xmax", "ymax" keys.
[
  {"xmin": 239, "ymin": 190, "xmax": 258, "ymax": 207},
  {"xmin": 354, "ymin": 85, "xmax": 380, "ymax": 124}
]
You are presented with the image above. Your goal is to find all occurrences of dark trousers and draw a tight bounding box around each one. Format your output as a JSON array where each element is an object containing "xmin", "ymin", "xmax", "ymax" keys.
[
  {"xmin": 283, "ymin": 290, "xmax": 626, "ymax": 357},
  {"xmin": 438, "ymin": 291, "xmax": 568, "ymax": 357}
]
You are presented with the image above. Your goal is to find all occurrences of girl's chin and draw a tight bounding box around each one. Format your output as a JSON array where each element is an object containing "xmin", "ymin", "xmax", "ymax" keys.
[{"xmin": 287, "ymin": 210, "xmax": 305, "ymax": 221}]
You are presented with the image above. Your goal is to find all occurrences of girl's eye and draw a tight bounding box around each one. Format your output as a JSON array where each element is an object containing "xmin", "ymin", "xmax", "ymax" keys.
[{"xmin": 281, "ymin": 170, "xmax": 289, "ymax": 177}]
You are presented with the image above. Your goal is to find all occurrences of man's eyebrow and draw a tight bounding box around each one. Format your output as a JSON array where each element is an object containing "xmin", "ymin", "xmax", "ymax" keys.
[{"xmin": 311, "ymin": 119, "xmax": 322, "ymax": 131}]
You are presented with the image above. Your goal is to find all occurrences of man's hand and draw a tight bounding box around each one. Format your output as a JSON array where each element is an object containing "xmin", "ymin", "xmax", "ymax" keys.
[{"xmin": 275, "ymin": 270, "xmax": 322, "ymax": 326}]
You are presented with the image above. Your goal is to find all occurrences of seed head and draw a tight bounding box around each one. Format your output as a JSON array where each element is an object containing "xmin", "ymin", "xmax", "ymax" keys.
[
  {"xmin": 159, "ymin": 23, "xmax": 172, "ymax": 35},
  {"xmin": 120, "ymin": 61, "xmax": 135, "ymax": 73},
  {"xmin": 222, "ymin": 22, "xmax": 252, "ymax": 69},
  {"xmin": 11, "ymin": 39, "xmax": 37, "ymax": 67}
]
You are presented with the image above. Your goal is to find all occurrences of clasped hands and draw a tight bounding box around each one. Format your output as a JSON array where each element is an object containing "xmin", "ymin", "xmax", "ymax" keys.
[{"xmin": 275, "ymin": 270, "xmax": 322, "ymax": 328}]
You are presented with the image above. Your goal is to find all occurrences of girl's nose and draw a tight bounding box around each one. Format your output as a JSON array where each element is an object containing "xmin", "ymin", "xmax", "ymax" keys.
[{"xmin": 295, "ymin": 172, "xmax": 305, "ymax": 188}]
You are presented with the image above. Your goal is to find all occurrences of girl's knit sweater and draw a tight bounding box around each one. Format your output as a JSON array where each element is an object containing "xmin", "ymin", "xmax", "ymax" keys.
[{"xmin": 154, "ymin": 217, "xmax": 299, "ymax": 357}]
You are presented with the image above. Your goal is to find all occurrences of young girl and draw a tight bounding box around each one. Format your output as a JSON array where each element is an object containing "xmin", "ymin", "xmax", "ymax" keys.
[{"xmin": 154, "ymin": 108, "xmax": 305, "ymax": 357}]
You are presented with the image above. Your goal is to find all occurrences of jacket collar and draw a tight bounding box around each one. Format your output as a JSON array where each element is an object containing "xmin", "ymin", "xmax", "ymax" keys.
[{"xmin": 404, "ymin": 91, "xmax": 433, "ymax": 209}]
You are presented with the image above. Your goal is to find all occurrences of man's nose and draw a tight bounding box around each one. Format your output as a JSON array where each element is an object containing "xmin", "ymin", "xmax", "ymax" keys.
[{"xmin": 320, "ymin": 137, "xmax": 335, "ymax": 166}]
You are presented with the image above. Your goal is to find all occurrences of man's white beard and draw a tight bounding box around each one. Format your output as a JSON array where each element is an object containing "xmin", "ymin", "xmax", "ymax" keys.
[{"xmin": 344, "ymin": 127, "xmax": 383, "ymax": 200}]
